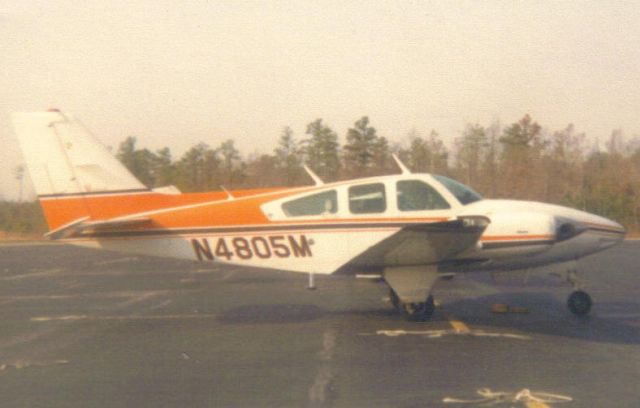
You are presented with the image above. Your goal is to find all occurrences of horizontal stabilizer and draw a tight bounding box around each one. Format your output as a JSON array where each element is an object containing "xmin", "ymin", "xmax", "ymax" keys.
[{"xmin": 45, "ymin": 217, "xmax": 152, "ymax": 240}]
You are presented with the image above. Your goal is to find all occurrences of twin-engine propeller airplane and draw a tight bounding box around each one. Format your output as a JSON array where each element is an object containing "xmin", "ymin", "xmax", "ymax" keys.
[{"xmin": 12, "ymin": 110, "xmax": 626, "ymax": 321}]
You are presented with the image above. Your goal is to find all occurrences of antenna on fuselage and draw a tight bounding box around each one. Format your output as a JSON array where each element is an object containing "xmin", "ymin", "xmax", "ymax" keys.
[
  {"xmin": 392, "ymin": 154, "xmax": 412, "ymax": 175},
  {"xmin": 304, "ymin": 165, "xmax": 324, "ymax": 186},
  {"xmin": 220, "ymin": 185, "xmax": 235, "ymax": 201}
]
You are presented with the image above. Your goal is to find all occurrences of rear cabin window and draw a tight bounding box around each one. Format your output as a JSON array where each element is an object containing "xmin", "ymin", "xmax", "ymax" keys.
[
  {"xmin": 349, "ymin": 183, "xmax": 386, "ymax": 214},
  {"xmin": 397, "ymin": 180, "xmax": 450, "ymax": 211},
  {"xmin": 282, "ymin": 190, "xmax": 338, "ymax": 217}
]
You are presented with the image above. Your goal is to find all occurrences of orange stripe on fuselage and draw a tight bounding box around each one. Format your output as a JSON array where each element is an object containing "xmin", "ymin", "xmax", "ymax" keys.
[{"xmin": 39, "ymin": 187, "xmax": 290, "ymax": 231}]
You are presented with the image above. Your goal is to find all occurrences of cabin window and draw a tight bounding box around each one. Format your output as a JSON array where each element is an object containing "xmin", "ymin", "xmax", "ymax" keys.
[
  {"xmin": 282, "ymin": 190, "xmax": 338, "ymax": 217},
  {"xmin": 397, "ymin": 180, "xmax": 450, "ymax": 211},
  {"xmin": 432, "ymin": 175, "xmax": 482, "ymax": 205},
  {"xmin": 349, "ymin": 183, "xmax": 386, "ymax": 214}
]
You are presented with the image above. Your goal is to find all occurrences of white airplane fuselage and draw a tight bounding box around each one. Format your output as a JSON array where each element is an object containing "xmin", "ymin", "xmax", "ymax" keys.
[{"xmin": 62, "ymin": 173, "xmax": 625, "ymax": 276}]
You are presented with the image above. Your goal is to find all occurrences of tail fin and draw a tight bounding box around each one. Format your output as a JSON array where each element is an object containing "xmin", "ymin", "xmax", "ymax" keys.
[
  {"xmin": 12, "ymin": 110, "xmax": 149, "ymax": 231},
  {"xmin": 12, "ymin": 110, "xmax": 146, "ymax": 197}
]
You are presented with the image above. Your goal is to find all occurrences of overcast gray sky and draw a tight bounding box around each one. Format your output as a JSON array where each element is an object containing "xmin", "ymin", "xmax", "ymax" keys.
[{"xmin": 2, "ymin": 1, "xmax": 639, "ymax": 200}]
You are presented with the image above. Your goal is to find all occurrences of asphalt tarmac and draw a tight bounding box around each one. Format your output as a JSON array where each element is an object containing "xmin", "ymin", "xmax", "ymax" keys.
[{"xmin": 0, "ymin": 241, "xmax": 638, "ymax": 408}]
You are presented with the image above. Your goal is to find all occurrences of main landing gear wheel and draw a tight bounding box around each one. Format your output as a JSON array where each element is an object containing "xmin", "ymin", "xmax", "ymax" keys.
[
  {"xmin": 401, "ymin": 295, "xmax": 436, "ymax": 322},
  {"xmin": 568, "ymin": 290, "xmax": 592, "ymax": 316}
]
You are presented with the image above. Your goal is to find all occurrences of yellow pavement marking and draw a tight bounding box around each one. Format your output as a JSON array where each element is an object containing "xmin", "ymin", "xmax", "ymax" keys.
[
  {"xmin": 446, "ymin": 316, "xmax": 470, "ymax": 334},
  {"xmin": 526, "ymin": 401, "xmax": 551, "ymax": 408}
]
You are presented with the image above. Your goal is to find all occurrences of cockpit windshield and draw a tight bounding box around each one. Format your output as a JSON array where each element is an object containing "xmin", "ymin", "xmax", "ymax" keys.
[{"xmin": 432, "ymin": 175, "xmax": 482, "ymax": 205}]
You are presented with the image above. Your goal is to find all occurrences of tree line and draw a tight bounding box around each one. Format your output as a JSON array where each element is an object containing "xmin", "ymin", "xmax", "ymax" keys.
[
  {"xmin": 0, "ymin": 201, "xmax": 46, "ymax": 234},
  {"xmin": 1, "ymin": 114, "xmax": 639, "ymax": 234},
  {"xmin": 116, "ymin": 114, "xmax": 640, "ymax": 231}
]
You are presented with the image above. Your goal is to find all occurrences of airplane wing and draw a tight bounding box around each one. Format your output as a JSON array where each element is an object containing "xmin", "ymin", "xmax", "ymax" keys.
[
  {"xmin": 339, "ymin": 216, "xmax": 489, "ymax": 271},
  {"xmin": 46, "ymin": 217, "xmax": 152, "ymax": 240}
]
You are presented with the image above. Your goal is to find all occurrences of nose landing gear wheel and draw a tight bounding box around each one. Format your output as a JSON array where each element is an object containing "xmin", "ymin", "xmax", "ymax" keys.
[
  {"xmin": 401, "ymin": 295, "xmax": 435, "ymax": 322},
  {"xmin": 568, "ymin": 290, "xmax": 592, "ymax": 316}
]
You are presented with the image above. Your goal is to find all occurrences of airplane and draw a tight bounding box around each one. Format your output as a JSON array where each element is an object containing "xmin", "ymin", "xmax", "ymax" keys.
[{"xmin": 11, "ymin": 110, "xmax": 626, "ymax": 321}]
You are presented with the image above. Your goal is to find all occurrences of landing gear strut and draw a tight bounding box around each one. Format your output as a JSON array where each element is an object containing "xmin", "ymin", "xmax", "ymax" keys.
[
  {"xmin": 384, "ymin": 265, "xmax": 439, "ymax": 322},
  {"xmin": 567, "ymin": 290, "xmax": 592, "ymax": 316}
]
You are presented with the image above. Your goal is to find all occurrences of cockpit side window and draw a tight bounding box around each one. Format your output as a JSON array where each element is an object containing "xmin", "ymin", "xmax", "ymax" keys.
[
  {"xmin": 432, "ymin": 175, "xmax": 482, "ymax": 205},
  {"xmin": 349, "ymin": 183, "xmax": 386, "ymax": 214},
  {"xmin": 397, "ymin": 180, "xmax": 450, "ymax": 211},
  {"xmin": 282, "ymin": 190, "xmax": 338, "ymax": 217}
]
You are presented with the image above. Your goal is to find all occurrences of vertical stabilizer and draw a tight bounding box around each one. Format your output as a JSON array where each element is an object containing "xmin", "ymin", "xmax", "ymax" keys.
[
  {"xmin": 12, "ymin": 111, "xmax": 149, "ymax": 231},
  {"xmin": 12, "ymin": 111, "xmax": 146, "ymax": 197}
]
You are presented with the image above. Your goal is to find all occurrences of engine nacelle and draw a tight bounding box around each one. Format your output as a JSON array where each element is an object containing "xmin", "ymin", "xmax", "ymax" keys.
[
  {"xmin": 454, "ymin": 198, "xmax": 625, "ymax": 270},
  {"xmin": 477, "ymin": 211, "xmax": 557, "ymax": 259}
]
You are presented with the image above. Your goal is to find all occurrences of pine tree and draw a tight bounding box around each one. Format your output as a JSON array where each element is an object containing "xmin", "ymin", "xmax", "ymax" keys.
[
  {"xmin": 176, "ymin": 143, "xmax": 211, "ymax": 192},
  {"xmin": 454, "ymin": 124, "xmax": 488, "ymax": 186},
  {"xmin": 499, "ymin": 114, "xmax": 546, "ymax": 199},
  {"xmin": 217, "ymin": 140, "xmax": 242, "ymax": 188},
  {"xmin": 116, "ymin": 136, "xmax": 157, "ymax": 187},
  {"xmin": 274, "ymin": 126, "xmax": 303, "ymax": 186},
  {"xmin": 343, "ymin": 116, "xmax": 378, "ymax": 177},
  {"xmin": 303, "ymin": 119, "xmax": 340, "ymax": 181}
]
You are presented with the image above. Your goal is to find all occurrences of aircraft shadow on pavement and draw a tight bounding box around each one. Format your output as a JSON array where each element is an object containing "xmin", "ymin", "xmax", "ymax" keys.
[
  {"xmin": 218, "ymin": 304, "xmax": 326, "ymax": 324},
  {"xmin": 439, "ymin": 292, "xmax": 640, "ymax": 345},
  {"xmin": 217, "ymin": 302, "xmax": 407, "ymax": 325},
  {"xmin": 216, "ymin": 292, "xmax": 640, "ymax": 345}
]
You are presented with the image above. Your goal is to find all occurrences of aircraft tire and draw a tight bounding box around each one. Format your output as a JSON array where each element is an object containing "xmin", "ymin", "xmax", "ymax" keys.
[
  {"xmin": 568, "ymin": 290, "xmax": 592, "ymax": 316},
  {"xmin": 402, "ymin": 295, "xmax": 435, "ymax": 322}
]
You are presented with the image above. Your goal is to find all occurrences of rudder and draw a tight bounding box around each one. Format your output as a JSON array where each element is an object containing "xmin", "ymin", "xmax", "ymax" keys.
[{"xmin": 12, "ymin": 110, "xmax": 148, "ymax": 231}]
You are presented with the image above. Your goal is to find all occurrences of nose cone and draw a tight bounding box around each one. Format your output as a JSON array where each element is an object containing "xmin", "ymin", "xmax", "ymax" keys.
[
  {"xmin": 581, "ymin": 213, "xmax": 626, "ymax": 241},
  {"xmin": 569, "ymin": 207, "xmax": 624, "ymax": 233},
  {"xmin": 593, "ymin": 216, "xmax": 626, "ymax": 234},
  {"xmin": 546, "ymin": 205, "xmax": 626, "ymax": 255},
  {"xmin": 557, "ymin": 207, "xmax": 626, "ymax": 250},
  {"xmin": 463, "ymin": 199, "xmax": 627, "ymax": 248}
]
